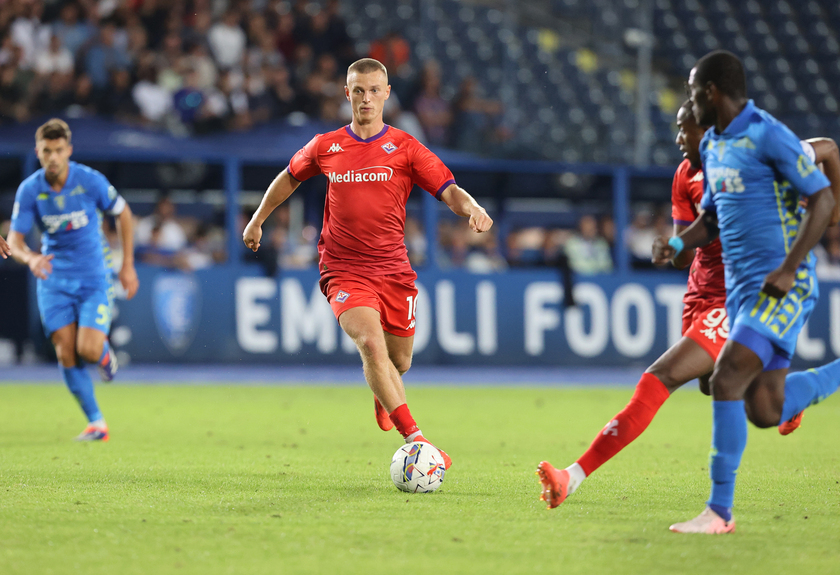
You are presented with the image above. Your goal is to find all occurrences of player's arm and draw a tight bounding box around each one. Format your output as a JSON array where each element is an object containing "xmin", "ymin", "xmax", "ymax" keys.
[
  {"xmin": 7, "ymin": 230, "xmax": 53, "ymax": 280},
  {"xmin": 0, "ymin": 234, "xmax": 10, "ymax": 259},
  {"xmin": 439, "ymin": 184, "xmax": 493, "ymax": 233},
  {"xmin": 652, "ymin": 210, "xmax": 718, "ymax": 266},
  {"xmin": 115, "ymin": 203, "xmax": 139, "ymax": 300},
  {"xmin": 670, "ymin": 223, "xmax": 694, "ymax": 270},
  {"xmin": 808, "ymin": 137, "xmax": 840, "ymax": 226},
  {"xmin": 763, "ymin": 187, "xmax": 834, "ymax": 298},
  {"xmin": 243, "ymin": 168, "xmax": 301, "ymax": 251}
]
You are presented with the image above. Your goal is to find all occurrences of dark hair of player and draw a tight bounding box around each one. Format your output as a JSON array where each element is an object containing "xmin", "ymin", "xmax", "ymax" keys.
[
  {"xmin": 36, "ymin": 118, "xmax": 72, "ymax": 144},
  {"xmin": 693, "ymin": 50, "xmax": 747, "ymax": 100},
  {"xmin": 347, "ymin": 58, "xmax": 388, "ymax": 82}
]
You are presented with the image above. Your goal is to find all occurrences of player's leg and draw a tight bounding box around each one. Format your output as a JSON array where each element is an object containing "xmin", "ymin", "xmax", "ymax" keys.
[
  {"xmin": 776, "ymin": 360, "xmax": 840, "ymax": 434},
  {"xmin": 374, "ymin": 331, "xmax": 415, "ymax": 431},
  {"xmin": 340, "ymin": 306, "xmax": 406, "ymax": 410},
  {"xmin": 671, "ymin": 336, "xmax": 764, "ymax": 533},
  {"xmin": 77, "ymin": 280, "xmax": 117, "ymax": 381},
  {"xmin": 538, "ymin": 336, "xmax": 714, "ymax": 508},
  {"xmin": 39, "ymin": 281, "xmax": 107, "ymax": 440}
]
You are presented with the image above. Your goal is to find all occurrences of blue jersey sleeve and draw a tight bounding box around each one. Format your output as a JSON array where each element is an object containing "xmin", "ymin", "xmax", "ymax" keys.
[
  {"xmin": 763, "ymin": 123, "xmax": 830, "ymax": 197},
  {"xmin": 89, "ymin": 170, "xmax": 126, "ymax": 215},
  {"xmin": 10, "ymin": 182, "xmax": 35, "ymax": 234},
  {"xmin": 699, "ymin": 136, "xmax": 716, "ymax": 213}
]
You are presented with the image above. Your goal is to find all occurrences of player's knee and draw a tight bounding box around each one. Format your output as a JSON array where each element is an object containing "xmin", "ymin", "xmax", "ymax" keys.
[
  {"xmin": 76, "ymin": 339, "xmax": 101, "ymax": 363},
  {"xmin": 354, "ymin": 334, "xmax": 388, "ymax": 364},
  {"xmin": 745, "ymin": 406, "xmax": 780, "ymax": 429},
  {"xmin": 54, "ymin": 344, "xmax": 77, "ymax": 367},
  {"xmin": 391, "ymin": 354, "xmax": 412, "ymax": 375}
]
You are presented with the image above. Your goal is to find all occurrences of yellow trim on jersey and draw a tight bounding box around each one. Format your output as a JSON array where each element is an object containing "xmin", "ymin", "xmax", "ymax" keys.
[{"xmin": 773, "ymin": 181, "xmax": 791, "ymax": 254}]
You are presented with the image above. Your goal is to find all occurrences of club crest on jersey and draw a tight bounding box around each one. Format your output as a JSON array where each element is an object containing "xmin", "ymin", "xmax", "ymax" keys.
[
  {"xmin": 54, "ymin": 195, "xmax": 65, "ymax": 210},
  {"xmin": 153, "ymin": 273, "xmax": 201, "ymax": 356},
  {"xmin": 328, "ymin": 143, "xmax": 344, "ymax": 153},
  {"xmin": 381, "ymin": 141, "xmax": 398, "ymax": 154},
  {"xmin": 336, "ymin": 290, "xmax": 350, "ymax": 303}
]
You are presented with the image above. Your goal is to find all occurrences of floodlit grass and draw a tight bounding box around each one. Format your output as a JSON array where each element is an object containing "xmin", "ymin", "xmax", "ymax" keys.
[{"xmin": 0, "ymin": 383, "xmax": 838, "ymax": 575}]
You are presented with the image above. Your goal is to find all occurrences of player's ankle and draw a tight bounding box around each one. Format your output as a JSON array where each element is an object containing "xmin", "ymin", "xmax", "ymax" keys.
[{"xmin": 565, "ymin": 462, "xmax": 587, "ymax": 495}]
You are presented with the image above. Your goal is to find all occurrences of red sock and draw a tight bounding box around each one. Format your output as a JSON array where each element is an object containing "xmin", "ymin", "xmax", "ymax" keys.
[
  {"xmin": 576, "ymin": 373, "xmax": 670, "ymax": 476},
  {"xmin": 389, "ymin": 403, "xmax": 419, "ymax": 439}
]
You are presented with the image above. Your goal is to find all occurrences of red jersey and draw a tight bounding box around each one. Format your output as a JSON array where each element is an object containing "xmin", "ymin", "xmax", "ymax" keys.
[
  {"xmin": 288, "ymin": 125, "xmax": 455, "ymax": 276},
  {"xmin": 671, "ymin": 159, "xmax": 726, "ymax": 305}
]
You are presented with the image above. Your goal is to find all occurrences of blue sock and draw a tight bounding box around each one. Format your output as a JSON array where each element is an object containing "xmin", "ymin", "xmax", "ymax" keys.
[
  {"xmin": 780, "ymin": 360, "xmax": 840, "ymax": 423},
  {"xmin": 60, "ymin": 363, "xmax": 102, "ymax": 423},
  {"xmin": 707, "ymin": 400, "xmax": 747, "ymax": 522},
  {"xmin": 98, "ymin": 340, "xmax": 110, "ymax": 365}
]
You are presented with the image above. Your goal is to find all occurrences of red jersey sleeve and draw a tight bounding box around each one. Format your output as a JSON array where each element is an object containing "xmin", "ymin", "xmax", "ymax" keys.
[
  {"xmin": 671, "ymin": 161, "xmax": 697, "ymax": 226},
  {"xmin": 287, "ymin": 134, "xmax": 323, "ymax": 181},
  {"xmin": 408, "ymin": 140, "xmax": 456, "ymax": 200}
]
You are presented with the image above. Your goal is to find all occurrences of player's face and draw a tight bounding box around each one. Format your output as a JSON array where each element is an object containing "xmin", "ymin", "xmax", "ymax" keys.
[
  {"xmin": 36, "ymin": 138, "xmax": 72, "ymax": 180},
  {"xmin": 687, "ymin": 67, "xmax": 715, "ymax": 127},
  {"xmin": 345, "ymin": 71, "xmax": 390, "ymax": 125},
  {"xmin": 675, "ymin": 106, "xmax": 705, "ymax": 169}
]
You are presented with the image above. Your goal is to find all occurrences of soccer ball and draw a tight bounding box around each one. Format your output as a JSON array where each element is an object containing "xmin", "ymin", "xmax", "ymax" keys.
[{"xmin": 390, "ymin": 442, "xmax": 446, "ymax": 493}]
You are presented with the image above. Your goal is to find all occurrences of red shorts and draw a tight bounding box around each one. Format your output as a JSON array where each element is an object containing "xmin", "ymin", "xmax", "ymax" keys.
[
  {"xmin": 683, "ymin": 299, "xmax": 729, "ymax": 360},
  {"xmin": 320, "ymin": 271, "xmax": 418, "ymax": 337}
]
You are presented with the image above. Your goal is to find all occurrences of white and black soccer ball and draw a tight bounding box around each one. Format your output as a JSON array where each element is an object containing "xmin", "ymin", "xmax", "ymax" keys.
[{"xmin": 390, "ymin": 442, "xmax": 446, "ymax": 493}]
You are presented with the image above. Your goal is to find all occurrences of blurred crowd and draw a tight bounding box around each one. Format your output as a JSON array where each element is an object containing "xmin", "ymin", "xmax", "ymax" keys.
[{"xmin": 0, "ymin": 0, "xmax": 508, "ymax": 153}]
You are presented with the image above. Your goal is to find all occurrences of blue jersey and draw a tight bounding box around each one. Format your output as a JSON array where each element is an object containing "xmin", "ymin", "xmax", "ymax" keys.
[
  {"xmin": 700, "ymin": 100, "xmax": 830, "ymax": 295},
  {"xmin": 11, "ymin": 161, "xmax": 125, "ymax": 280}
]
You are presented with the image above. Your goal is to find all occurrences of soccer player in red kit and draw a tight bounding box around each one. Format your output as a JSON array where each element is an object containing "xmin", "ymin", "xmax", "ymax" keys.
[
  {"xmin": 243, "ymin": 58, "xmax": 493, "ymax": 468},
  {"xmin": 537, "ymin": 100, "xmax": 840, "ymax": 508}
]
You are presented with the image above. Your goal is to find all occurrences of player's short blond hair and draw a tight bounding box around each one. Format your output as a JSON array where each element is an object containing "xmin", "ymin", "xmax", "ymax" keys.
[
  {"xmin": 36, "ymin": 118, "xmax": 72, "ymax": 144},
  {"xmin": 347, "ymin": 58, "xmax": 388, "ymax": 82}
]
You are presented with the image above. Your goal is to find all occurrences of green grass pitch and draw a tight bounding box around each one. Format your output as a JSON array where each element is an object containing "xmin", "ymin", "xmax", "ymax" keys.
[{"xmin": 1, "ymin": 382, "xmax": 838, "ymax": 575}]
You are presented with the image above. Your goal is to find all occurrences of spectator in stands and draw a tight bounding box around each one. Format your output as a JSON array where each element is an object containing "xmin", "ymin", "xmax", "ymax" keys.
[
  {"xmin": 157, "ymin": 32, "xmax": 187, "ymax": 93},
  {"xmin": 176, "ymin": 223, "xmax": 225, "ymax": 271},
  {"xmin": 52, "ymin": 2, "xmax": 95, "ymax": 60},
  {"xmin": 369, "ymin": 31, "xmax": 410, "ymax": 74},
  {"xmin": 84, "ymin": 21, "xmax": 131, "ymax": 90},
  {"xmin": 33, "ymin": 71, "xmax": 75, "ymax": 116},
  {"xmin": 465, "ymin": 230, "xmax": 507, "ymax": 273},
  {"xmin": 273, "ymin": 11, "xmax": 297, "ymax": 63},
  {"xmin": 565, "ymin": 215, "xmax": 613, "ymax": 275},
  {"xmin": 136, "ymin": 197, "xmax": 188, "ymax": 255},
  {"xmin": 265, "ymin": 63, "xmax": 300, "ymax": 119},
  {"xmin": 139, "ymin": 0, "xmax": 169, "ymax": 50},
  {"xmin": 184, "ymin": 42, "xmax": 218, "ymax": 91},
  {"xmin": 413, "ymin": 60, "xmax": 452, "ymax": 148},
  {"xmin": 99, "ymin": 68, "xmax": 139, "ymax": 121},
  {"xmin": 0, "ymin": 55, "xmax": 32, "ymax": 123},
  {"xmin": 450, "ymin": 76, "xmax": 503, "ymax": 154},
  {"xmin": 34, "ymin": 35, "xmax": 74, "ymax": 76},
  {"xmin": 404, "ymin": 217, "xmax": 427, "ymax": 267},
  {"xmin": 67, "ymin": 73, "xmax": 96, "ymax": 118},
  {"xmin": 208, "ymin": 9, "xmax": 246, "ymax": 70},
  {"xmin": 132, "ymin": 63, "xmax": 172, "ymax": 124},
  {"xmin": 10, "ymin": 0, "xmax": 50, "ymax": 69},
  {"xmin": 626, "ymin": 211, "xmax": 657, "ymax": 269}
]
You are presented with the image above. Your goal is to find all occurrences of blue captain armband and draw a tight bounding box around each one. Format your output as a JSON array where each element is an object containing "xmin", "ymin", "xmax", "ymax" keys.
[{"xmin": 668, "ymin": 236, "xmax": 685, "ymax": 256}]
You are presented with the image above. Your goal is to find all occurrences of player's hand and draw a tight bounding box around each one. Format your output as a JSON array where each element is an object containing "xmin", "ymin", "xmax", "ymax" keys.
[
  {"xmin": 0, "ymin": 235, "xmax": 10, "ymax": 259},
  {"xmin": 243, "ymin": 220, "xmax": 262, "ymax": 252},
  {"xmin": 651, "ymin": 236, "xmax": 675, "ymax": 265},
  {"xmin": 119, "ymin": 264, "xmax": 139, "ymax": 300},
  {"xmin": 28, "ymin": 253, "xmax": 53, "ymax": 280},
  {"xmin": 468, "ymin": 208, "xmax": 493, "ymax": 233},
  {"xmin": 761, "ymin": 267, "xmax": 796, "ymax": 299}
]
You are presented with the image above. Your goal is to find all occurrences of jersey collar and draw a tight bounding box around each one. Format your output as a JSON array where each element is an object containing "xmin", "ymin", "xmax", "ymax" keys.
[
  {"xmin": 41, "ymin": 161, "xmax": 75, "ymax": 193},
  {"xmin": 720, "ymin": 99, "xmax": 755, "ymax": 137},
  {"xmin": 344, "ymin": 124, "xmax": 390, "ymax": 143}
]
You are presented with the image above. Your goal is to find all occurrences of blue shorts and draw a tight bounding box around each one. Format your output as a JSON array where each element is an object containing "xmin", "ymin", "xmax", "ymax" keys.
[
  {"xmin": 727, "ymin": 270, "xmax": 817, "ymax": 371},
  {"xmin": 37, "ymin": 275, "xmax": 114, "ymax": 336}
]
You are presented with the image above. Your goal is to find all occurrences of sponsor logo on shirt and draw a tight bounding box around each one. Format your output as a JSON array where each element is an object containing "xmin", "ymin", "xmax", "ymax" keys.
[
  {"xmin": 707, "ymin": 167, "xmax": 744, "ymax": 193},
  {"xmin": 732, "ymin": 137, "xmax": 755, "ymax": 150},
  {"xmin": 41, "ymin": 210, "xmax": 89, "ymax": 233},
  {"xmin": 327, "ymin": 166, "xmax": 394, "ymax": 183},
  {"xmin": 336, "ymin": 290, "xmax": 350, "ymax": 303},
  {"xmin": 797, "ymin": 155, "xmax": 817, "ymax": 179},
  {"xmin": 381, "ymin": 141, "xmax": 398, "ymax": 154},
  {"xmin": 328, "ymin": 143, "xmax": 344, "ymax": 153},
  {"xmin": 70, "ymin": 185, "xmax": 86, "ymax": 196}
]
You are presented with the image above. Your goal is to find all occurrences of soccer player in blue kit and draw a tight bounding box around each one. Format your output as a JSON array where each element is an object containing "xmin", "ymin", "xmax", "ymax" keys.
[
  {"xmin": 7, "ymin": 119, "xmax": 138, "ymax": 441},
  {"xmin": 659, "ymin": 51, "xmax": 840, "ymax": 533}
]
